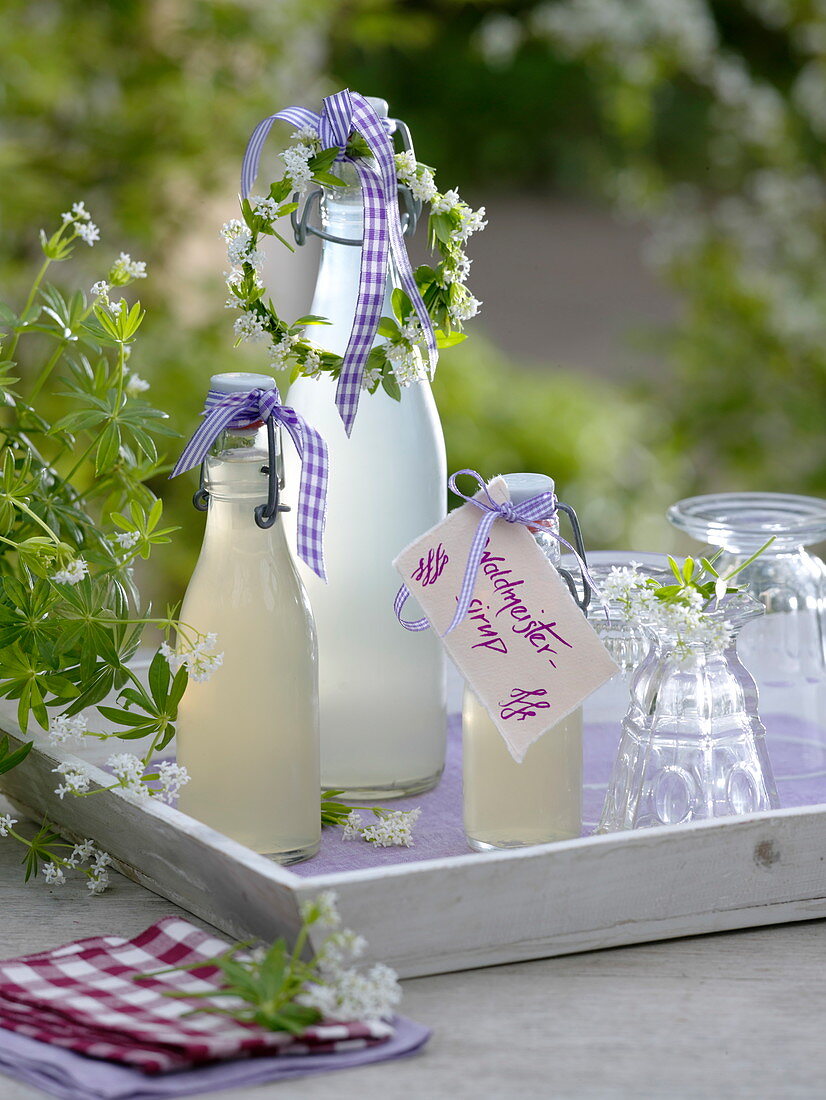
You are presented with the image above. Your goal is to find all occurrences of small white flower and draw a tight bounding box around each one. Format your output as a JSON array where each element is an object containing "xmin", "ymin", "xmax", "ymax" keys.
[
  {"xmin": 92, "ymin": 850, "xmax": 112, "ymax": 872},
  {"xmin": 51, "ymin": 559, "xmax": 89, "ymax": 586},
  {"xmin": 67, "ymin": 839, "xmax": 95, "ymax": 867},
  {"xmin": 300, "ymin": 889, "xmax": 341, "ymax": 930},
  {"xmin": 385, "ymin": 342, "xmax": 427, "ymax": 387},
  {"xmin": 360, "ymin": 366, "xmax": 383, "ymax": 392},
  {"xmin": 75, "ymin": 221, "xmax": 100, "ymax": 246},
  {"xmin": 448, "ymin": 293, "xmax": 482, "ymax": 324},
  {"xmin": 0, "ymin": 813, "xmax": 17, "ymax": 837},
  {"xmin": 48, "ymin": 713, "xmax": 87, "ymax": 746},
  {"xmin": 113, "ymin": 530, "xmax": 140, "ymax": 550},
  {"xmin": 154, "ymin": 760, "xmax": 190, "ymax": 803},
  {"xmin": 71, "ymin": 201, "xmax": 91, "ymax": 221},
  {"xmin": 269, "ymin": 331, "xmax": 299, "ymax": 368},
  {"xmin": 431, "ymin": 189, "xmax": 461, "ymax": 214},
  {"xmin": 233, "ymin": 310, "xmax": 269, "ymax": 344},
  {"xmin": 87, "ymin": 871, "xmax": 109, "ymax": 895},
  {"xmin": 360, "ymin": 807, "xmax": 421, "ymax": 848},
  {"xmin": 110, "ymin": 252, "xmax": 147, "ymax": 284},
  {"xmin": 90, "ymin": 280, "xmax": 110, "ymax": 300},
  {"xmin": 394, "ymin": 150, "xmax": 418, "ymax": 184},
  {"xmin": 220, "ymin": 219, "xmax": 246, "ymax": 241},
  {"xmin": 109, "ymin": 299, "xmax": 124, "ymax": 318},
  {"xmin": 441, "ymin": 254, "xmax": 472, "ymax": 285},
  {"xmin": 53, "ymin": 761, "xmax": 93, "ymax": 798},
  {"xmin": 341, "ymin": 809, "xmax": 363, "ymax": 840},
  {"xmin": 161, "ymin": 634, "xmax": 223, "ymax": 683},
  {"xmin": 249, "ymin": 194, "xmax": 280, "ymax": 222},
  {"xmin": 42, "ymin": 862, "xmax": 66, "ymax": 886},
  {"xmin": 455, "ymin": 204, "xmax": 487, "ymax": 241},
  {"xmin": 302, "ymin": 348, "xmax": 322, "ymax": 378},
  {"xmin": 106, "ymin": 752, "xmax": 148, "ymax": 797},
  {"xmin": 280, "ymin": 143, "xmax": 315, "ymax": 191},
  {"xmin": 291, "ymin": 124, "xmax": 319, "ymax": 144},
  {"xmin": 159, "ymin": 640, "xmax": 186, "ymax": 675},
  {"xmin": 409, "ymin": 169, "xmax": 437, "ymax": 203},
  {"xmin": 125, "ymin": 373, "xmax": 149, "ymax": 396}
]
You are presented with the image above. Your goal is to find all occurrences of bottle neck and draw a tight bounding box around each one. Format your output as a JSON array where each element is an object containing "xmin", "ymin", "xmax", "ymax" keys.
[
  {"xmin": 531, "ymin": 519, "xmax": 562, "ymax": 568},
  {"xmin": 205, "ymin": 423, "xmax": 280, "ymax": 511}
]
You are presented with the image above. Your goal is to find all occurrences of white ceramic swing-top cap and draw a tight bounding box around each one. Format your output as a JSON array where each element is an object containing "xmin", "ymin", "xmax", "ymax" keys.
[
  {"xmin": 210, "ymin": 372, "xmax": 276, "ymax": 395},
  {"xmin": 365, "ymin": 96, "xmax": 389, "ymax": 118},
  {"xmin": 503, "ymin": 472, "xmax": 555, "ymax": 505}
]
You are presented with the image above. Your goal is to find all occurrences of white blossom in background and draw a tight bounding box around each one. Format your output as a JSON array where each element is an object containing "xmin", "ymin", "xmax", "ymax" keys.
[
  {"xmin": 110, "ymin": 252, "xmax": 147, "ymax": 284},
  {"xmin": 0, "ymin": 814, "xmax": 17, "ymax": 837},
  {"xmin": 90, "ymin": 280, "xmax": 110, "ymax": 300},
  {"xmin": 51, "ymin": 559, "xmax": 89, "ymax": 586},
  {"xmin": 126, "ymin": 373, "xmax": 150, "ymax": 396},
  {"xmin": 476, "ymin": 12, "xmax": 523, "ymax": 68},
  {"xmin": 48, "ymin": 713, "xmax": 88, "ymax": 746},
  {"xmin": 249, "ymin": 195, "xmax": 280, "ymax": 222},
  {"xmin": 113, "ymin": 530, "xmax": 140, "ymax": 550},
  {"xmin": 66, "ymin": 839, "xmax": 95, "ymax": 867},
  {"xmin": 75, "ymin": 221, "xmax": 100, "ymax": 247},
  {"xmin": 300, "ymin": 889, "xmax": 341, "ymax": 930}
]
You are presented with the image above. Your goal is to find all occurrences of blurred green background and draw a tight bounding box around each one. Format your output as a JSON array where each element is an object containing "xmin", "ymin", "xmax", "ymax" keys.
[{"xmin": 3, "ymin": 0, "xmax": 825, "ymax": 605}]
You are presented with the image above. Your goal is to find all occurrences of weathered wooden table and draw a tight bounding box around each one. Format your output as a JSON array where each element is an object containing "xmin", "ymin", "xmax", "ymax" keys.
[{"xmin": 1, "ymin": 795, "xmax": 824, "ymax": 1100}]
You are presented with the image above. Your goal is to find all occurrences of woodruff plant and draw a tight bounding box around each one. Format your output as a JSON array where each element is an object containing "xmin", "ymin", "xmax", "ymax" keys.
[{"xmin": 0, "ymin": 204, "xmax": 218, "ymax": 889}]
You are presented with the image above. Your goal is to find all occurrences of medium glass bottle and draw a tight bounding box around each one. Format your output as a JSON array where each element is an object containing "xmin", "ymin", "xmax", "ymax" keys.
[
  {"xmin": 176, "ymin": 372, "xmax": 320, "ymax": 864},
  {"xmin": 283, "ymin": 100, "xmax": 447, "ymax": 799},
  {"xmin": 462, "ymin": 473, "xmax": 584, "ymax": 851}
]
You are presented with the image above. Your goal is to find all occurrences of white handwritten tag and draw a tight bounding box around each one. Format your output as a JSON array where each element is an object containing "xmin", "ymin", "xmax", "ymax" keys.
[{"xmin": 394, "ymin": 477, "xmax": 618, "ymax": 763}]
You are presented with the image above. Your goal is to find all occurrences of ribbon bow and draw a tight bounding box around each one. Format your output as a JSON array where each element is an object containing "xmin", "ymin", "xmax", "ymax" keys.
[
  {"xmin": 171, "ymin": 387, "xmax": 329, "ymax": 581},
  {"xmin": 241, "ymin": 88, "xmax": 436, "ymax": 436},
  {"xmin": 395, "ymin": 470, "xmax": 597, "ymax": 634}
]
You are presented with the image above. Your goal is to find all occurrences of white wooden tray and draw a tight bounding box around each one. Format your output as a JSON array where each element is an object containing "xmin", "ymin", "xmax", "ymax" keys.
[{"xmin": 2, "ymin": 702, "xmax": 825, "ymax": 978}]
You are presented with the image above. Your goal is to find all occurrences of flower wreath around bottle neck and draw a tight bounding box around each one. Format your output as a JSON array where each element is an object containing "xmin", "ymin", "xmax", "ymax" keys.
[{"xmin": 222, "ymin": 126, "xmax": 487, "ymax": 401}]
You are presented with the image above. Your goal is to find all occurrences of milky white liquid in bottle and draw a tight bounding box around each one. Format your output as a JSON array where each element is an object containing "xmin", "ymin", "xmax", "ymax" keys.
[
  {"xmin": 462, "ymin": 473, "xmax": 584, "ymax": 850},
  {"xmin": 463, "ymin": 693, "xmax": 583, "ymax": 849},
  {"xmin": 283, "ymin": 109, "xmax": 447, "ymax": 799},
  {"xmin": 176, "ymin": 375, "xmax": 320, "ymax": 863}
]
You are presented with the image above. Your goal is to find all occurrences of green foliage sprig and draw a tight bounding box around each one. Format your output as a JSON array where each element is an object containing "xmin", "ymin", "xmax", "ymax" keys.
[
  {"xmin": 223, "ymin": 126, "xmax": 486, "ymax": 401},
  {"xmin": 0, "ymin": 206, "xmax": 212, "ymax": 886},
  {"xmin": 136, "ymin": 890, "xmax": 401, "ymax": 1031}
]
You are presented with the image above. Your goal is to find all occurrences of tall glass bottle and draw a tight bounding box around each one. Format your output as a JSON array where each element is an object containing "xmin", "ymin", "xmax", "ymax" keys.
[
  {"xmin": 283, "ymin": 102, "xmax": 447, "ymax": 799},
  {"xmin": 176, "ymin": 372, "xmax": 320, "ymax": 863},
  {"xmin": 462, "ymin": 474, "xmax": 584, "ymax": 851}
]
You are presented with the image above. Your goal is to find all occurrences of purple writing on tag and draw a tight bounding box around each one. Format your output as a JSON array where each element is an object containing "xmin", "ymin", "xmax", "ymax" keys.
[
  {"xmin": 500, "ymin": 687, "xmax": 551, "ymax": 722},
  {"xmin": 412, "ymin": 543, "xmax": 449, "ymax": 587},
  {"xmin": 479, "ymin": 549, "xmax": 573, "ymax": 666},
  {"xmin": 467, "ymin": 598, "xmax": 508, "ymax": 654}
]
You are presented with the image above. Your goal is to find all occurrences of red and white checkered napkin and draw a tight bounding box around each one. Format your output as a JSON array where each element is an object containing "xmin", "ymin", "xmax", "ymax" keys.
[{"xmin": 0, "ymin": 917, "xmax": 393, "ymax": 1075}]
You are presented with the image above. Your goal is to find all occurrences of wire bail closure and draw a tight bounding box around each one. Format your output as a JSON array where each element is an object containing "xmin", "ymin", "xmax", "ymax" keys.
[
  {"xmin": 290, "ymin": 117, "xmax": 421, "ymax": 247},
  {"xmin": 192, "ymin": 416, "xmax": 290, "ymax": 530},
  {"xmin": 555, "ymin": 501, "xmax": 592, "ymax": 614}
]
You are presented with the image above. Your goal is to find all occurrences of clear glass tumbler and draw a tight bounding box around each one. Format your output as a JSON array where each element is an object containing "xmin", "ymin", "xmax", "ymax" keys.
[
  {"xmin": 668, "ymin": 492, "xmax": 826, "ymax": 687},
  {"xmin": 598, "ymin": 594, "xmax": 779, "ymax": 833}
]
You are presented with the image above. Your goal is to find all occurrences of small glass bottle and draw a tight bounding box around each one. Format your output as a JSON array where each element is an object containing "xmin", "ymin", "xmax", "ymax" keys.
[
  {"xmin": 176, "ymin": 372, "xmax": 320, "ymax": 864},
  {"xmin": 462, "ymin": 473, "xmax": 584, "ymax": 851},
  {"xmin": 283, "ymin": 98, "xmax": 447, "ymax": 799}
]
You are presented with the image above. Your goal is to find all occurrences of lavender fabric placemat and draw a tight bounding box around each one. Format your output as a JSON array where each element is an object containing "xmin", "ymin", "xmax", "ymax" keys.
[
  {"xmin": 293, "ymin": 711, "xmax": 826, "ymax": 876},
  {"xmin": 0, "ymin": 1016, "xmax": 429, "ymax": 1100}
]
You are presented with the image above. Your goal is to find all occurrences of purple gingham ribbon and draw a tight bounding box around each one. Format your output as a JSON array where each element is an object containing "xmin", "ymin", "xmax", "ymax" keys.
[
  {"xmin": 241, "ymin": 88, "xmax": 437, "ymax": 436},
  {"xmin": 396, "ymin": 470, "xmax": 598, "ymax": 634},
  {"xmin": 170, "ymin": 387, "xmax": 328, "ymax": 581}
]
